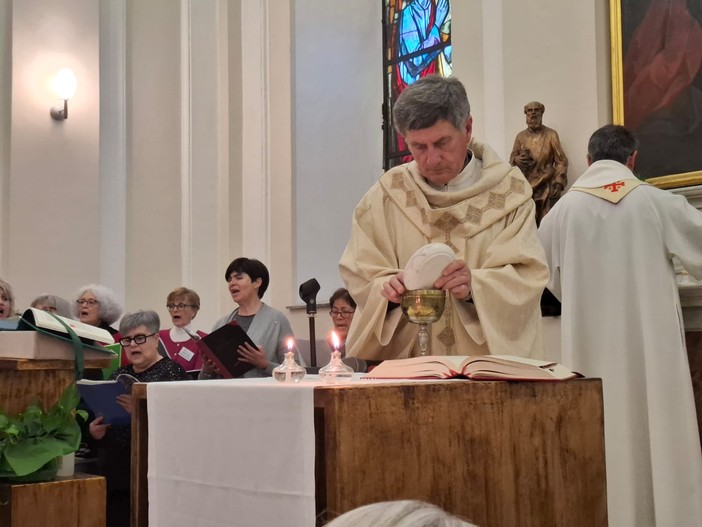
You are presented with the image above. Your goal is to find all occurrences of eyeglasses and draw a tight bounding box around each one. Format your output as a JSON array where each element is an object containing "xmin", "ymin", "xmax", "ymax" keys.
[
  {"xmin": 329, "ymin": 310, "xmax": 355, "ymax": 319},
  {"xmin": 76, "ymin": 299, "xmax": 99, "ymax": 307},
  {"xmin": 120, "ymin": 333, "xmax": 157, "ymax": 347},
  {"xmin": 166, "ymin": 303, "xmax": 196, "ymax": 311}
]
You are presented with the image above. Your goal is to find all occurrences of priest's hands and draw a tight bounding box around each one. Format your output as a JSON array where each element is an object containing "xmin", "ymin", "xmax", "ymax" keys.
[
  {"xmin": 382, "ymin": 271, "xmax": 406, "ymax": 303},
  {"xmin": 238, "ymin": 342, "xmax": 269, "ymax": 370},
  {"xmin": 434, "ymin": 260, "xmax": 472, "ymax": 301},
  {"xmin": 382, "ymin": 261, "xmax": 472, "ymax": 303}
]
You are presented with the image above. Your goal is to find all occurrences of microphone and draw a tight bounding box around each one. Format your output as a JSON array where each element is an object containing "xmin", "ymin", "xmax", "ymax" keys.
[{"xmin": 299, "ymin": 278, "xmax": 321, "ymax": 367}]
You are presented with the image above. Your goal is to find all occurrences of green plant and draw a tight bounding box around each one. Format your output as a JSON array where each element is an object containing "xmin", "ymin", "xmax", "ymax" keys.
[{"xmin": 0, "ymin": 384, "xmax": 88, "ymax": 483}]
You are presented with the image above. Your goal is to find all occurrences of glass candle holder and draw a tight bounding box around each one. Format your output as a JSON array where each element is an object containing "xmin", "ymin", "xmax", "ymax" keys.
[
  {"xmin": 272, "ymin": 351, "xmax": 306, "ymax": 383},
  {"xmin": 319, "ymin": 350, "xmax": 354, "ymax": 384}
]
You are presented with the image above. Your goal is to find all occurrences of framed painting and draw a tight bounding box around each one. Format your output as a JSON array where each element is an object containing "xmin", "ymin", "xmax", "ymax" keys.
[{"xmin": 610, "ymin": 0, "xmax": 702, "ymax": 189}]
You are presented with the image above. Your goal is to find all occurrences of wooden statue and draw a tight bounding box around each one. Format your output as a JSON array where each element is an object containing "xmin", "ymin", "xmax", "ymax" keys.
[{"xmin": 510, "ymin": 102, "xmax": 568, "ymax": 225}]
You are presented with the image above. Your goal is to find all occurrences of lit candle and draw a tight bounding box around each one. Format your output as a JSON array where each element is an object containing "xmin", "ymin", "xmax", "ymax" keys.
[
  {"xmin": 285, "ymin": 338, "xmax": 295, "ymax": 382},
  {"xmin": 331, "ymin": 331, "xmax": 340, "ymax": 353}
]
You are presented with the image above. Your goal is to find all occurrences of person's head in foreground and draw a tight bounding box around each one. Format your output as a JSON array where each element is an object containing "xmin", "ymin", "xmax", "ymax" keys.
[
  {"xmin": 393, "ymin": 75, "xmax": 472, "ymax": 186},
  {"xmin": 324, "ymin": 499, "xmax": 477, "ymax": 527},
  {"xmin": 119, "ymin": 310, "xmax": 162, "ymax": 373},
  {"xmin": 587, "ymin": 123, "xmax": 638, "ymax": 170},
  {"xmin": 165, "ymin": 286, "xmax": 201, "ymax": 328},
  {"xmin": 0, "ymin": 279, "xmax": 15, "ymax": 319}
]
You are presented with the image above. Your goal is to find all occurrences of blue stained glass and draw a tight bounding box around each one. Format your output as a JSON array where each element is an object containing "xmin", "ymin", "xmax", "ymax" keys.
[{"xmin": 383, "ymin": 0, "xmax": 452, "ymax": 169}]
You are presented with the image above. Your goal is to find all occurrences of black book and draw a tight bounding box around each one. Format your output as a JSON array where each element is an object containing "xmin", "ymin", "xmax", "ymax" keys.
[{"xmin": 196, "ymin": 321, "xmax": 257, "ymax": 378}]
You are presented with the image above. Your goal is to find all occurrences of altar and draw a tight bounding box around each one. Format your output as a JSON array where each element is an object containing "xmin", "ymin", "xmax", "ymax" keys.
[{"xmin": 132, "ymin": 376, "xmax": 607, "ymax": 527}]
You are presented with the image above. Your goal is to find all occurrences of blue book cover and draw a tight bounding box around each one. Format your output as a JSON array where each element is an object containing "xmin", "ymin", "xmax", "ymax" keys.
[{"xmin": 77, "ymin": 374, "xmax": 139, "ymax": 425}]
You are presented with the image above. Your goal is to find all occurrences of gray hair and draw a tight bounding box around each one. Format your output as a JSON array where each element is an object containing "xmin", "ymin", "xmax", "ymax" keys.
[
  {"xmin": 31, "ymin": 294, "xmax": 72, "ymax": 318},
  {"xmin": 325, "ymin": 500, "xmax": 476, "ymax": 527},
  {"xmin": 588, "ymin": 124, "xmax": 638, "ymax": 164},
  {"xmin": 72, "ymin": 284, "xmax": 123, "ymax": 325},
  {"xmin": 119, "ymin": 310, "xmax": 160, "ymax": 335},
  {"xmin": 0, "ymin": 279, "xmax": 16, "ymax": 316},
  {"xmin": 393, "ymin": 76, "xmax": 471, "ymax": 136}
]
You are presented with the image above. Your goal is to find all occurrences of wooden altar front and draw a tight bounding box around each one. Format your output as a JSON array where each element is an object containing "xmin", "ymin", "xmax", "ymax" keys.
[{"xmin": 132, "ymin": 378, "xmax": 607, "ymax": 527}]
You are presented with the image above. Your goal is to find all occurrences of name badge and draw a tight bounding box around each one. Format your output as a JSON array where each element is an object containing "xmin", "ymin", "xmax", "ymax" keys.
[{"xmin": 178, "ymin": 347, "xmax": 195, "ymax": 362}]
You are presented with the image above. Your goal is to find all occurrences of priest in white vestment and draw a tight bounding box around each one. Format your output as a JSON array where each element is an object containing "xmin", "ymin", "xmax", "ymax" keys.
[
  {"xmin": 539, "ymin": 124, "xmax": 702, "ymax": 526},
  {"xmin": 340, "ymin": 76, "xmax": 549, "ymax": 360}
]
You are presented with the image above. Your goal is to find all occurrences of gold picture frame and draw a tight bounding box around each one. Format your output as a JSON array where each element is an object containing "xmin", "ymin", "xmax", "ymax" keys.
[{"xmin": 610, "ymin": 0, "xmax": 702, "ymax": 189}]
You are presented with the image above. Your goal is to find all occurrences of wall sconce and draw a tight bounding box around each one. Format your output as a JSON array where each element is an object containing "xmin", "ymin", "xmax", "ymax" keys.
[{"xmin": 50, "ymin": 68, "xmax": 77, "ymax": 121}]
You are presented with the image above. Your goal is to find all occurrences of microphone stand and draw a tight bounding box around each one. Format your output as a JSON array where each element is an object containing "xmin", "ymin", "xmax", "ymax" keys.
[{"xmin": 299, "ymin": 278, "xmax": 321, "ymax": 368}]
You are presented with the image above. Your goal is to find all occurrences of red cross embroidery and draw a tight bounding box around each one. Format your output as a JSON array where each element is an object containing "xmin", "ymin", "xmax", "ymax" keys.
[{"xmin": 603, "ymin": 181, "xmax": 625, "ymax": 192}]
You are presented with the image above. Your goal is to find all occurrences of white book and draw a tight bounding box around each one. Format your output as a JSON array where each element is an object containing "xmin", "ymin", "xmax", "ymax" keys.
[{"xmin": 21, "ymin": 307, "xmax": 115, "ymax": 345}]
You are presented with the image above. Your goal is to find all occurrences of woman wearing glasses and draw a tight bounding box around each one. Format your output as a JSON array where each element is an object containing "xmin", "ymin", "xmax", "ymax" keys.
[
  {"xmin": 72, "ymin": 284, "xmax": 123, "ymax": 336},
  {"xmin": 328, "ymin": 288, "xmax": 356, "ymax": 355},
  {"xmin": 89, "ymin": 310, "xmax": 188, "ymax": 527},
  {"xmin": 158, "ymin": 287, "xmax": 206, "ymax": 372}
]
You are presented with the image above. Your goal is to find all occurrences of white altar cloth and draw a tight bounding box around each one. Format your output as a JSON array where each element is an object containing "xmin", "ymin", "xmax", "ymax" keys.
[{"xmin": 147, "ymin": 378, "xmax": 317, "ymax": 527}]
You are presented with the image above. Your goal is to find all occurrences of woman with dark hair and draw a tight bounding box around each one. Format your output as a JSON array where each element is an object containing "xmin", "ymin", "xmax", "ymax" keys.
[
  {"xmin": 328, "ymin": 287, "xmax": 356, "ymax": 354},
  {"xmin": 200, "ymin": 257, "xmax": 296, "ymax": 379}
]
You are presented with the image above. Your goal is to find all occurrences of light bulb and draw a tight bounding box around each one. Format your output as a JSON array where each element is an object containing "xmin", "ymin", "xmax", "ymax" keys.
[{"xmin": 52, "ymin": 69, "xmax": 77, "ymax": 100}]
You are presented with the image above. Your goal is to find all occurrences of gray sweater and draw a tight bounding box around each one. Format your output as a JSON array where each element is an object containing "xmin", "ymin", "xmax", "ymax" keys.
[{"xmin": 200, "ymin": 302, "xmax": 295, "ymax": 379}]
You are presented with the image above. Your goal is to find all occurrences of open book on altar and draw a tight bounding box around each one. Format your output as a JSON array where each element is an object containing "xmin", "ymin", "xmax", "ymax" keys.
[{"xmin": 363, "ymin": 355, "xmax": 578, "ymax": 381}]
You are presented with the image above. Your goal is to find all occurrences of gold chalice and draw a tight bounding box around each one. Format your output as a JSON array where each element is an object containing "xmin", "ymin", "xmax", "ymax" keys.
[{"xmin": 400, "ymin": 289, "xmax": 446, "ymax": 356}]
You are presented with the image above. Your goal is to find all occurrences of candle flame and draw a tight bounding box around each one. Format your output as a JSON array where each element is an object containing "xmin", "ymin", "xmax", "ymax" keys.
[
  {"xmin": 331, "ymin": 331, "xmax": 340, "ymax": 351},
  {"xmin": 287, "ymin": 337, "xmax": 294, "ymax": 352}
]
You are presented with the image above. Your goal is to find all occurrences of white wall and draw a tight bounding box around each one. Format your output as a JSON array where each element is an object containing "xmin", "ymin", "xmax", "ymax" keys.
[
  {"xmin": 7, "ymin": 0, "xmax": 100, "ymax": 308},
  {"xmin": 454, "ymin": 0, "xmax": 611, "ymax": 187},
  {"xmin": 0, "ymin": 0, "xmax": 11, "ymax": 274},
  {"xmin": 292, "ymin": 0, "xmax": 383, "ymax": 304}
]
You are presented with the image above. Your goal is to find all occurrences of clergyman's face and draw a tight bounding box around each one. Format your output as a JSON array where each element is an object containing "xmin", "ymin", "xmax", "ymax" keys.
[
  {"xmin": 525, "ymin": 104, "xmax": 543, "ymax": 130},
  {"xmin": 404, "ymin": 118, "xmax": 473, "ymax": 186}
]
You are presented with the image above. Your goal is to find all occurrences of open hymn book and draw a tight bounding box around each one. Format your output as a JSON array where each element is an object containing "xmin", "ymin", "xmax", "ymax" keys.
[
  {"xmin": 363, "ymin": 355, "xmax": 577, "ymax": 381},
  {"xmin": 20, "ymin": 308, "xmax": 115, "ymax": 345}
]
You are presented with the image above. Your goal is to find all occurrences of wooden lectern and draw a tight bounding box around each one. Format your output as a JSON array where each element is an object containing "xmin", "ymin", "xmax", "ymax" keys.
[
  {"xmin": 132, "ymin": 378, "xmax": 607, "ymax": 527},
  {"xmin": 0, "ymin": 358, "xmax": 110, "ymax": 527}
]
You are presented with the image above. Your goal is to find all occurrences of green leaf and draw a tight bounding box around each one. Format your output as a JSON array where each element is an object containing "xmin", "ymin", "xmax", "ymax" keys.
[
  {"xmin": 4, "ymin": 437, "xmax": 72, "ymax": 476},
  {"xmin": 57, "ymin": 385, "xmax": 80, "ymax": 413},
  {"xmin": 0, "ymin": 384, "xmax": 84, "ymax": 479}
]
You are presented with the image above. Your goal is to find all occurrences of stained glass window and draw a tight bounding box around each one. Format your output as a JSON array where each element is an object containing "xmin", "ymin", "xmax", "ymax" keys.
[{"xmin": 382, "ymin": 0, "xmax": 452, "ymax": 170}]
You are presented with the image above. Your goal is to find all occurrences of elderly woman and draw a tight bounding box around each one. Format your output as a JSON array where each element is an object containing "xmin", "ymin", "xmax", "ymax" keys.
[
  {"xmin": 72, "ymin": 284, "xmax": 123, "ymax": 335},
  {"xmin": 89, "ymin": 310, "xmax": 188, "ymax": 527},
  {"xmin": 0, "ymin": 279, "xmax": 16, "ymax": 319},
  {"xmin": 200, "ymin": 257, "xmax": 296, "ymax": 379},
  {"xmin": 30, "ymin": 294, "xmax": 72, "ymax": 318},
  {"xmin": 159, "ymin": 287, "xmax": 207, "ymax": 371}
]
